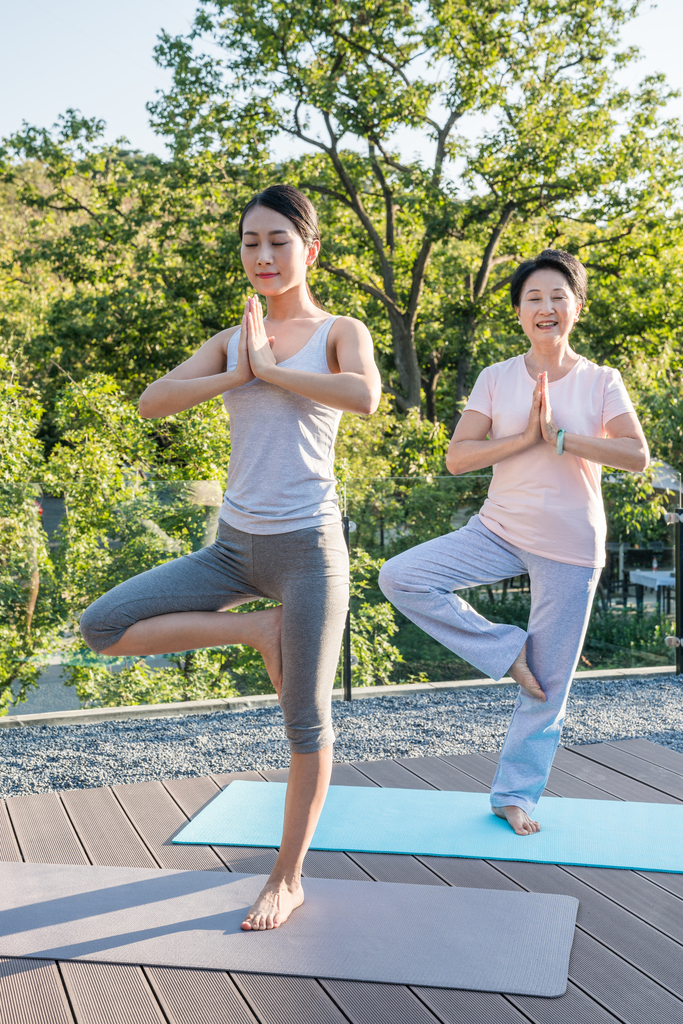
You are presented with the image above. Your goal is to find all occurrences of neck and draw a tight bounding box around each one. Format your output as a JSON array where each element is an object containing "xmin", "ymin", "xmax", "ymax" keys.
[
  {"xmin": 525, "ymin": 337, "xmax": 576, "ymax": 373},
  {"xmin": 264, "ymin": 282, "xmax": 319, "ymax": 323}
]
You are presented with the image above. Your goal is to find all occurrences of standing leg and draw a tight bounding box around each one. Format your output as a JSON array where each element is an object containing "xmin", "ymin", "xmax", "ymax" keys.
[
  {"xmin": 490, "ymin": 556, "xmax": 600, "ymax": 831},
  {"xmin": 241, "ymin": 524, "xmax": 349, "ymax": 930},
  {"xmin": 379, "ymin": 516, "xmax": 529, "ymax": 682}
]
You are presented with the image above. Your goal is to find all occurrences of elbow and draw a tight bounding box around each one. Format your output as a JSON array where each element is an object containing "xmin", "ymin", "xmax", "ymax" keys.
[
  {"xmin": 445, "ymin": 449, "xmax": 462, "ymax": 476},
  {"xmin": 138, "ymin": 389, "xmax": 157, "ymax": 419},
  {"xmin": 637, "ymin": 449, "xmax": 650, "ymax": 474},
  {"xmin": 355, "ymin": 385, "xmax": 382, "ymax": 416}
]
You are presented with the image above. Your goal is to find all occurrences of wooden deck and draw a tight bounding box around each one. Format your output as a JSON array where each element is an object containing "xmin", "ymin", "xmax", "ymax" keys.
[{"xmin": 1, "ymin": 738, "xmax": 683, "ymax": 1023}]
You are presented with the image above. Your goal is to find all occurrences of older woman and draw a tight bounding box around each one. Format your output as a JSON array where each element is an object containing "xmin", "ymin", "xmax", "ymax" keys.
[{"xmin": 379, "ymin": 249, "xmax": 648, "ymax": 836}]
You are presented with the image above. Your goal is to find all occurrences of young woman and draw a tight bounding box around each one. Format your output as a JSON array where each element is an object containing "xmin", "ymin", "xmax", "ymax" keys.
[
  {"xmin": 380, "ymin": 249, "xmax": 648, "ymax": 836},
  {"xmin": 80, "ymin": 184, "xmax": 382, "ymax": 929}
]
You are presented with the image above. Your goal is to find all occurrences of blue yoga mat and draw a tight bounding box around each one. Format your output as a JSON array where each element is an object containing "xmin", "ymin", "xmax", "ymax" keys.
[{"xmin": 173, "ymin": 781, "xmax": 683, "ymax": 873}]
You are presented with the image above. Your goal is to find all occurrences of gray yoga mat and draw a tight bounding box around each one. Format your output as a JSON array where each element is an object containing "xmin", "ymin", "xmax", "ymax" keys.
[{"xmin": 0, "ymin": 862, "xmax": 577, "ymax": 995}]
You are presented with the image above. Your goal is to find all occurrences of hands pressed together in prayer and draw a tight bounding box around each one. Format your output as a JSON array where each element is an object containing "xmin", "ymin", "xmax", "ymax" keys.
[
  {"xmin": 523, "ymin": 371, "xmax": 561, "ymax": 449},
  {"xmin": 235, "ymin": 295, "xmax": 277, "ymax": 386}
]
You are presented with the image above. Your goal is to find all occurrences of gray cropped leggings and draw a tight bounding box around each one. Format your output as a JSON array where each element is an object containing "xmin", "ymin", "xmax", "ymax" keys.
[
  {"xmin": 80, "ymin": 520, "xmax": 349, "ymax": 754},
  {"xmin": 379, "ymin": 515, "xmax": 600, "ymax": 813}
]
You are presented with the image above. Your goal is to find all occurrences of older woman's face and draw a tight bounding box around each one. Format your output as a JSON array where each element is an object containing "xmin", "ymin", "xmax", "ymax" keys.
[{"xmin": 515, "ymin": 268, "xmax": 582, "ymax": 347}]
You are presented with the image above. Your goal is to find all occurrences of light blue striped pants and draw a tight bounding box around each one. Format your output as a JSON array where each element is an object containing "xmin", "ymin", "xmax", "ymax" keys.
[{"xmin": 379, "ymin": 515, "xmax": 600, "ymax": 813}]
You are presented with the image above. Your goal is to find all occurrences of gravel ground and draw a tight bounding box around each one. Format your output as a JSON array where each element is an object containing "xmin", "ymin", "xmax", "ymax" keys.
[{"xmin": 1, "ymin": 674, "xmax": 682, "ymax": 798}]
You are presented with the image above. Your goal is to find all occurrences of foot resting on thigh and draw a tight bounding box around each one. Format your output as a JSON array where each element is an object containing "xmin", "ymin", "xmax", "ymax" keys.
[
  {"xmin": 254, "ymin": 606, "xmax": 283, "ymax": 700},
  {"xmin": 508, "ymin": 643, "xmax": 545, "ymax": 701},
  {"xmin": 493, "ymin": 805, "xmax": 541, "ymax": 836},
  {"xmin": 241, "ymin": 878, "xmax": 304, "ymax": 930}
]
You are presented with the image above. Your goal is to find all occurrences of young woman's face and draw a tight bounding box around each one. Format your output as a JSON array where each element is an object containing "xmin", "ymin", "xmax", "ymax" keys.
[
  {"xmin": 240, "ymin": 205, "xmax": 319, "ymax": 296},
  {"xmin": 515, "ymin": 268, "xmax": 582, "ymax": 345}
]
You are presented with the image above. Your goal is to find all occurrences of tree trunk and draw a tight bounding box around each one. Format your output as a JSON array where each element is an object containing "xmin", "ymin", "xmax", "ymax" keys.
[
  {"xmin": 452, "ymin": 352, "xmax": 470, "ymax": 429},
  {"xmin": 388, "ymin": 310, "xmax": 422, "ymax": 410}
]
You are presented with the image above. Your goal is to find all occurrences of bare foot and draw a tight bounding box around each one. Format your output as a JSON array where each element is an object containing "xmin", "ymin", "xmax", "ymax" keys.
[
  {"xmin": 493, "ymin": 805, "xmax": 541, "ymax": 836},
  {"xmin": 508, "ymin": 644, "xmax": 545, "ymax": 701},
  {"xmin": 254, "ymin": 606, "xmax": 283, "ymax": 700},
  {"xmin": 241, "ymin": 878, "xmax": 304, "ymax": 930}
]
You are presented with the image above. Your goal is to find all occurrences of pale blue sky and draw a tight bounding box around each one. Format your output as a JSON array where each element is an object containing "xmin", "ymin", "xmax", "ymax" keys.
[{"xmin": 1, "ymin": 0, "xmax": 681, "ymax": 158}]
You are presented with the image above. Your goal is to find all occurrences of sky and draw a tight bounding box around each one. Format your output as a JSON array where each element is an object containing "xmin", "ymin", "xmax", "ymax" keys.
[{"xmin": 1, "ymin": 0, "xmax": 682, "ymax": 159}]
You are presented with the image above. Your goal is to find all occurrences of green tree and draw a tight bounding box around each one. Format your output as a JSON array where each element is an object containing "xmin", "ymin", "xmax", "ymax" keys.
[
  {"xmin": 150, "ymin": 0, "xmax": 683, "ymax": 420},
  {"xmin": 0, "ymin": 364, "xmax": 57, "ymax": 706}
]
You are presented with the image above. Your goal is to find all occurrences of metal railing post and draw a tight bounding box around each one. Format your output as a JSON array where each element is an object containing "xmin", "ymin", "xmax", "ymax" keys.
[
  {"xmin": 342, "ymin": 514, "xmax": 352, "ymax": 701},
  {"xmin": 664, "ymin": 508, "xmax": 683, "ymax": 675}
]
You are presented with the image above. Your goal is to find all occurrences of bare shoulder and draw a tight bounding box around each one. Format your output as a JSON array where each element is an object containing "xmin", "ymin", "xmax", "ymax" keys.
[
  {"xmin": 328, "ymin": 315, "xmax": 372, "ymax": 344},
  {"xmin": 208, "ymin": 324, "xmax": 241, "ymax": 353}
]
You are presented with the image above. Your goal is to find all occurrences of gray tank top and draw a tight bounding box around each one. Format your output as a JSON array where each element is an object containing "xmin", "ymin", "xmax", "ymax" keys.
[{"xmin": 219, "ymin": 316, "xmax": 343, "ymax": 534}]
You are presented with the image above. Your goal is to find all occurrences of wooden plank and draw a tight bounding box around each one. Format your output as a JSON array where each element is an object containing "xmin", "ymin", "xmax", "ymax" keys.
[
  {"xmin": 330, "ymin": 764, "xmax": 378, "ymax": 787},
  {"xmin": 395, "ymin": 756, "xmax": 489, "ymax": 793},
  {"xmin": 258, "ymin": 768, "xmax": 289, "ymax": 783},
  {"xmin": 0, "ymin": 802, "xmax": 22, "ymax": 861},
  {"xmin": 215, "ymin": 847, "xmax": 279, "ymax": 874},
  {"xmin": 321, "ymin": 978, "xmax": 442, "ymax": 1024},
  {"xmin": 567, "ymin": 742, "xmax": 683, "ymax": 801},
  {"xmin": 59, "ymin": 962, "xmax": 166, "ymax": 1024},
  {"xmin": 561, "ymin": 864, "xmax": 683, "ymax": 946},
  {"xmin": 145, "ymin": 966, "xmax": 258, "ymax": 1024},
  {"xmin": 636, "ymin": 869, "xmax": 683, "ymax": 903},
  {"xmin": 608, "ymin": 738, "xmax": 683, "ymax": 776},
  {"xmin": 161, "ymin": 776, "xmax": 221, "ymax": 819},
  {"xmin": 437, "ymin": 753, "xmax": 497, "ymax": 787},
  {"xmin": 568, "ymin": 929, "xmax": 683, "ymax": 1024},
  {"xmin": 302, "ymin": 849, "xmax": 371, "ymax": 881},
  {"xmin": 417, "ymin": 856, "xmax": 523, "ymax": 891},
  {"xmin": 60, "ymin": 788, "xmax": 157, "ymax": 868},
  {"xmin": 112, "ymin": 781, "xmax": 227, "ymax": 871},
  {"xmin": 0, "ymin": 958, "xmax": 73, "ymax": 1024},
  {"xmin": 346, "ymin": 851, "xmax": 448, "ymax": 885},
  {"xmin": 350, "ymin": 759, "xmax": 435, "ymax": 789},
  {"xmin": 412, "ymin": 987, "xmax": 530, "ymax": 1024},
  {"xmin": 231, "ymin": 974, "xmax": 349, "ymax": 1024},
  {"xmin": 5, "ymin": 794, "xmax": 88, "ymax": 865},
  {"xmin": 211, "ymin": 771, "xmax": 265, "ymax": 788},
  {"xmin": 507, "ymin": 981, "xmax": 626, "ymax": 1024},
  {"xmin": 477, "ymin": 748, "xmax": 618, "ymax": 801},
  {"xmin": 491, "ymin": 859, "xmax": 683, "ymax": 1000},
  {"xmin": 551, "ymin": 747, "xmax": 681, "ymax": 803}
]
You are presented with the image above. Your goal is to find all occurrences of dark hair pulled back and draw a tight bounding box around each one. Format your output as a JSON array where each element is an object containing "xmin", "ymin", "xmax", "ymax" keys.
[
  {"xmin": 239, "ymin": 184, "xmax": 323, "ymax": 307},
  {"xmin": 510, "ymin": 249, "xmax": 587, "ymax": 309}
]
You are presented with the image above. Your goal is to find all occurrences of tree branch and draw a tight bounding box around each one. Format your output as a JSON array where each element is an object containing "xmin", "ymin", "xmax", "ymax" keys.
[
  {"xmin": 318, "ymin": 261, "xmax": 400, "ymax": 314},
  {"xmin": 472, "ymin": 201, "xmax": 517, "ymax": 300},
  {"xmin": 368, "ymin": 143, "xmax": 394, "ymax": 252}
]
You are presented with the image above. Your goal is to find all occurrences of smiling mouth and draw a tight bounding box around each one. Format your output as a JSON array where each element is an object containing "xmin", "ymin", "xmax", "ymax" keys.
[{"xmin": 536, "ymin": 320, "xmax": 558, "ymax": 328}]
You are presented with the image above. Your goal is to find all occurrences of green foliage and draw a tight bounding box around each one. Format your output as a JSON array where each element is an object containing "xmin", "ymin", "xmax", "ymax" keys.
[
  {"xmin": 147, "ymin": 0, "xmax": 683, "ymax": 421},
  {"xmin": 0, "ymin": 368, "xmax": 57, "ymax": 706},
  {"xmin": 602, "ymin": 467, "xmax": 670, "ymax": 544},
  {"xmin": 1, "ymin": 0, "xmax": 682, "ymax": 706},
  {"xmin": 44, "ymin": 374, "xmax": 230, "ymax": 624}
]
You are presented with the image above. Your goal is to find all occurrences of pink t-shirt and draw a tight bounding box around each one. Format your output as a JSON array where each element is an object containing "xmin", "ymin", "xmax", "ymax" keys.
[{"xmin": 465, "ymin": 354, "xmax": 635, "ymax": 567}]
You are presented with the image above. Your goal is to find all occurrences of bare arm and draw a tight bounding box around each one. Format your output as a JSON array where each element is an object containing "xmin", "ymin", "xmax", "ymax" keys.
[
  {"xmin": 560, "ymin": 413, "xmax": 649, "ymax": 472},
  {"xmin": 540, "ymin": 376, "xmax": 649, "ymax": 472},
  {"xmin": 446, "ymin": 378, "xmax": 543, "ymax": 475},
  {"xmin": 138, "ymin": 322, "xmax": 251, "ymax": 419},
  {"xmin": 245, "ymin": 298, "xmax": 381, "ymax": 415}
]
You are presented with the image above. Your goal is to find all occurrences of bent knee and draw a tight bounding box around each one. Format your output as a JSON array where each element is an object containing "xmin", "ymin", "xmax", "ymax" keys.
[
  {"xmin": 79, "ymin": 598, "xmax": 126, "ymax": 654},
  {"xmin": 378, "ymin": 556, "xmax": 405, "ymax": 599},
  {"xmin": 379, "ymin": 553, "xmax": 424, "ymax": 601}
]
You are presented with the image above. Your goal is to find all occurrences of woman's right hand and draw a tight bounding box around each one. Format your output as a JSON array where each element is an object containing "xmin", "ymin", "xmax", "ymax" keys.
[
  {"xmin": 234, "ymin": 308, "xmax": 256, "ymax": 386},
  {"xmin": 522, "ymin": 375, "xmax": 543, "ymax": 447}
]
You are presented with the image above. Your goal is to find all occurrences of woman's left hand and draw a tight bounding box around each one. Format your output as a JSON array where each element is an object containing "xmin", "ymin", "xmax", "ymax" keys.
[
  {"xmin": 245, "ymin": 295, "xmax": 277, "ymax": 379},
  {"xmin": 539, "ymin": 371, "xmax": 560, "ymax": 444}
]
